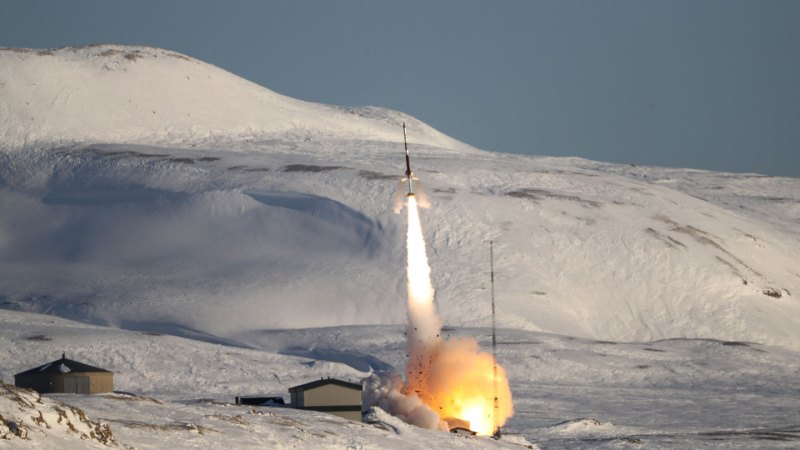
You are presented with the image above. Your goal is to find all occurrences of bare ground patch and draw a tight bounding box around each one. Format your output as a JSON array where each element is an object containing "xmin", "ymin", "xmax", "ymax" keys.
[
  {"xmin": 507, "ymin": 188, "xmax": 602, "ymax": 208},
  {"xmin": 358, "ymin": 170, "xmax": 398, "ymax": 180},
  {"xmin": 228, "ymin": 165, "xmax": 270, "ymax": 172},
  {"xmin": 644, "ymin": 227, "xmax": 688, "ymax": 250},
  {"xmin": 653, "ymin": 215, "xmax": 764, "ymax": 279},
  {"xmin": 283, "ymin": 164, "xmax": 349, "ymax": 173}
]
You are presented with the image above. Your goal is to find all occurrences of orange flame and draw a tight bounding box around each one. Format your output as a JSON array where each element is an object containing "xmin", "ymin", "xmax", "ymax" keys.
[
  {"xmin": 403, "ymin": 195, "xmax": 513, "ymax": 435},
  {"xmin": 420, "ymin": 338, "xmax": 514, "ymax": 435}
]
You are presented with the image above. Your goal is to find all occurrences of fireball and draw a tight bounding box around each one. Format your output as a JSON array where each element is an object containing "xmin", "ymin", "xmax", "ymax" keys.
[{"xmin": 403, "ymin": 194, "xmax": 514, "ymax": 435}]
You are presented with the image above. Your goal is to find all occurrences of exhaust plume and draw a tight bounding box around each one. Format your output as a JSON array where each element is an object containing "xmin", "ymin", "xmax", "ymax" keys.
[
  {"xmin": 404, "ymin": 194, "xmax": 441, "ymax": 395},
  {"xmin": 393, "ymin": 179, "xmax": 430, "ymax": 214},
  {"xmin": 367, "ymin": 194, "xmax": 514, "ymax": 436}
]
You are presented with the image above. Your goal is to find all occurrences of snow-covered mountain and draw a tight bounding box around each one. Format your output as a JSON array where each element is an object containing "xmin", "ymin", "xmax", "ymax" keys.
[
  {"xmin": 0, "ymin": 45, "xmax": 470, "ymax": 151},
  {"xmin": 2, "ymin": 44, "xmax": 800, "ymax": 449},
  {"xmin": 1, "ymin": 45, "xmax": 799, "ymax": 352}
]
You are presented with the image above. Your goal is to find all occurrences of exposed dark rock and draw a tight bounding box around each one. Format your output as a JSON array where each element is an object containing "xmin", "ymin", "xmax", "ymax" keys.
[{"xmin": 283, "ymin": 164, "xmax": 348, "ymax": 173}]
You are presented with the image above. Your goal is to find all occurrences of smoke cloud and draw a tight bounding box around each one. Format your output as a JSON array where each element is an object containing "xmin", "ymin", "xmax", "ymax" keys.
[{"xmin": 366, "ymin": 194, "xmax": 513, "ymax": 435}]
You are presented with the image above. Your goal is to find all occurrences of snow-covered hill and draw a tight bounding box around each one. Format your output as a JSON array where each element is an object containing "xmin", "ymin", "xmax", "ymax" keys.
[
  {"xmin": 2, "ymin": 140, "xmax": 799, "ymax": 350},
  {"xmin": 1, "ymin": 45, "xmax": 799, "ymax": 352},
  {"xmin": 2, "ymin": 44, "xmax": 800, "ymax": 448},
  {"xmin": 0, "ymin": 45, "xmax": 471, "ymax": 151}
]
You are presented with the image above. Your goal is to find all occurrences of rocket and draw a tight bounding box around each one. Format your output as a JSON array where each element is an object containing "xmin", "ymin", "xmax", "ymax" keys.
[
  {"xmin": 403, "ymin": 122, "xmax": 414, "ymax": 196},
  {"xmin": 393, "ymin": 122, "xmax": 430, "ymax": 213}
]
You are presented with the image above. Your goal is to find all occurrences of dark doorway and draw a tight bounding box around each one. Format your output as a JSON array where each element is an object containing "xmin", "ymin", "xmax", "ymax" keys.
[{"xmin": 64, "ymin": 376, "xmax": 89, "ymax": 394}]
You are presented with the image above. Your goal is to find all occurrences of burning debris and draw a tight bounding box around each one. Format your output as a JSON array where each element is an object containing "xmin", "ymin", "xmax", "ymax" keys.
[{"xmin": 366, "ymin": 126, "xmax": 513, "ymax": 436}]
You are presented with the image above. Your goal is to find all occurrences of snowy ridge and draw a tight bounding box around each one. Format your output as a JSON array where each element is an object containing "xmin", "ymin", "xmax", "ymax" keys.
[
  {"xmin": 0, "ymin": 383, "xmax": 115, "ymax": 447},
  {"xmin": 0, "ymin": 45, "xmax": 472, "ymax": 152}
]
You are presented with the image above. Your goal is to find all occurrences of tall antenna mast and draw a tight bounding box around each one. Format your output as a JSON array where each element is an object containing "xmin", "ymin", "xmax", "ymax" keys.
[{"xmin": 491, "ymin": 240, "xmax": 500, "ymax": 438}]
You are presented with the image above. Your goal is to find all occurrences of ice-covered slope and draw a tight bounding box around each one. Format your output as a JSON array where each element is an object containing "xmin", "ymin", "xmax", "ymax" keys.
[
  {"xmin": 0, "ymin": 45, "xmax": 471, "ymax": 151},
  {"xmin": 1, "ymin": 45, "xmax": 799, "ymax": 352}
]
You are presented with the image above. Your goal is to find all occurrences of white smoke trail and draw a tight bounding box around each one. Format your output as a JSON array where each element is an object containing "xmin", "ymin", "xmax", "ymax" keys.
[
  {"xmin": 404, "ymin": 194, "xmax": 441, "ymax": 398},
  {"xmin": 365, "ymin": 192, "xmax": 513, "ymax": 435}
]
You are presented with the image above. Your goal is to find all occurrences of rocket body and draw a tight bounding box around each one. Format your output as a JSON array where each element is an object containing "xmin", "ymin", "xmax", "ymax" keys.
[
  {"xmin": 405, "ymin": 151, "xmax": 414, "ymax": 196},
  {"xmin": 392, "ymin": 123, "xmax": 429, "ymax": 213},
  {"xmin": 404, "ymin": 122, "xmax": 414, "ymax": 196}
]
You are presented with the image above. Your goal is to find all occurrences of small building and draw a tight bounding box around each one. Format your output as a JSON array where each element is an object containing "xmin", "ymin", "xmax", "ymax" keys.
[
  {"xmin": 235, "ymin": 395, "xmax": 286, "ymax": 406},
  {"xmin": 14, "ymin": 353, "xmax": 113, "ymax": 394},
  {"xmin": 450, "ymin": 427, "xmax": 477, "ymax": 436},
  {"xmin": 289, "ymin": 378, "xmax": 362, "ymax": 421},
  {"xmin": 446, "ymin": 417, "xmax": 476, "ymax": 435}
]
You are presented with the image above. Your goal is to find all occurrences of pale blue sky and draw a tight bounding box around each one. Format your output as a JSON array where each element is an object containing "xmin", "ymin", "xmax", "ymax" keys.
[{"xmin": 2, "ymin": 1, "xmax": 799, "ymax": 177}]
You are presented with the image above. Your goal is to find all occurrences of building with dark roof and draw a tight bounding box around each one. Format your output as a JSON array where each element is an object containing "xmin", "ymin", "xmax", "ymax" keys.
[
  {"xmin": 289, "ymin": 378, "xmax": 362, "ymax": 421},
  {"xmin": 14, "ymin": 353, "xmax": 113, "ymax": 394}
]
